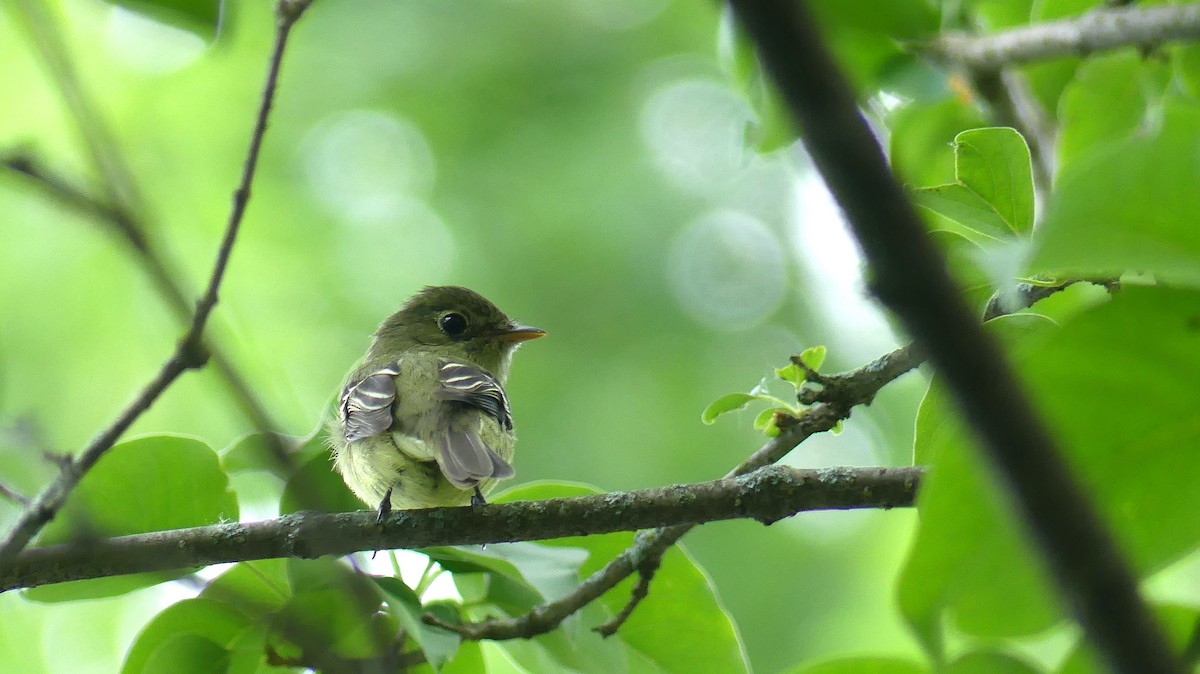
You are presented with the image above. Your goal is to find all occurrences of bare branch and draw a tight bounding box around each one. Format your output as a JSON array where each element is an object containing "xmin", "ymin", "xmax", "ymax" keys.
[
  {"xmin": 0, "ymin": 465, "xmax": 922, "ymax": 592},
  {"xmin": 923, "ymin": 3, "xmax": 1200, "ymax": 72},
  {"xmin": 0, "ymin": 2, "xmax": 313, "ymax": 563},
  {"xmin": 731, "ymin": 2, "xmax": 1179, "ymax": 673}
]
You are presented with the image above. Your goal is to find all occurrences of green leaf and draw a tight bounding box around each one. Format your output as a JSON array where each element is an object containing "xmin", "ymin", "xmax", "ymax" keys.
[
  {"xmin": 913, "ymin": 184, "xmax": 1014, "ymax": 244},
  {"xmin": 901, "ymin": 289, "xmax": 1200, "ymax": 653},
  {"xmin": 929, "ymin": 229, "xmax": 997, "ymax": 313},
  {"xmin": 278, "ymin": 558, "xmax": 390, "ymax": 660},
  {"xmin": 752, "ymin": 407, "xmax": 780, "ymax": 432},
  {"xmin": 953, "ymin": 128, "xmax": 1035, "ymax": 235},
  {"xmin": 373, "ymin": 577, "xmax": 461, "ymax": 670},
  {"xmin": 775, "ymin": 363, "xmax": 805, "ymax": 387},
  {"xmin": 141, "ymin": 635, "xmax": 231, "ymax": 674},
  {"xmin": 701, "ymin": 393, "xmax": 759, "ymax": 424},
  {"xmin": 279, "ymin": 447, "xmax": 363, "ymax": 515},
  {"xmin": 1031, "ymin": 104, "xmax": 1200, "ymax": 286},
  {"xmin": 490, "ymin": 482, "xmax": 750, "ymax": 674},
  {"xmin": 441, "ymin": 640, "xmax": 487, "ymax": 674},
  {"xmin": 1056, "ymin": 51, "xmax": 1166, "ymax": 174},
  {"xmin": 200, "ymin": 560, "xmax": 291, "ymax": 619},
  {"xmin": 1057, "ymin": 603, "xmax": 1199, "ymax": 674},
  {"xmin": 889, "ymin": 98, "xmax": 986, "ymax": 188},
  {"xmin": 945, "ymin": 651, "xmax": 1040, "ymax": 674},
  {"xmin": 103, "ymin": 0, "xmax": 221, "ymax": 41},
  {"xmin": 121, "ymin": 598, "xmax": 262, "ymax": 674},
  {"xmin": 1175, "ymin": 44, "xmax": 1200, "ymax": 101},
  {"xmin": 799, "ymin": 345, "xmax": 826, "ymax": 371},
  {"xmin": 784, "ymin": 657, "xmax": 927, "ymax": 674},
  {"xmin": 426, "ymin": 542, "xmax": 588, "ymax": 606},
  {"xmin": 26, "ymin": 435, "xmax": 237, "ymax": 602},
  {"xmin": 222, "ymin": 431, "xmax": 304, "ymax": 475},
  {"xmin": 913, "ymin": 127, "xmax": 1035, "ymax": 242},
  {"xmin": 807, "ymin": 0, "xmax": 938, "ymax": 93}
]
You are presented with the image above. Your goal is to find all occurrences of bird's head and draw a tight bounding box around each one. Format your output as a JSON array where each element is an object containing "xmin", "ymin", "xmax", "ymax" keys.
[{"xmin": 370, "ymin": 286, "xmax": 544, "ymax": 378}]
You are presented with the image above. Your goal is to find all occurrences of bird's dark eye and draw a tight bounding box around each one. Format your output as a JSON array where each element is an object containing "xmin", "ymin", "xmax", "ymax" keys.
[{"xmin": 438, "ymin": 312, "xmax": 468, "ymax": 337}]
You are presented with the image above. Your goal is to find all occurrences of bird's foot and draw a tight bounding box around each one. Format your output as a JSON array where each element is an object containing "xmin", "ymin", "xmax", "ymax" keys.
[
  {"xmin": 376, "ymin": 487, "xmax": 393, "ymax": 526},
  {"xmin": 471, "ymin": 486, "xmax": 487, "ymax": 510},
  {"xmin": 371, "ymin": 488, "xmax": 394, "ymax": 560}
]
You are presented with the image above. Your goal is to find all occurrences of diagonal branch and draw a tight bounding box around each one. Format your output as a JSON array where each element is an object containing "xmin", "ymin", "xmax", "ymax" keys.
[
  {"xmin": 430, "ymin": 343, "xmax": 923, "ymax": 640},
  {"xmin": 1, "ymin": 4, "xmax": 296, "ymax": 469},
  {"xmin": 922, "ymin": 2, "xmax": 1200, "ymax": 72},
  {"xmin": 0, "ymin": 465, "xmax": 922, "ymax": 592},
  {"xmin": 731, "ymin": 2, "xmax": 1178, "ymax": 673},
  {"xmin": 7, "ymin": 0, "xmax": 144, "ymax": 214},
  {"xmin": 0, "ymin": 0, "xmax": 314, "ymax": 563},
  {"xmin": 1, "ymin": 155, "xmax": 289, "ymax": 475}
]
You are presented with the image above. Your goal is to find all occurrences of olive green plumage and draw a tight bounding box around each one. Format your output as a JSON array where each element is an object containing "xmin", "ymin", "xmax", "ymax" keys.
[{"xmin": 328, "ymin": 286, "xmax": 543, "ymax": 513}]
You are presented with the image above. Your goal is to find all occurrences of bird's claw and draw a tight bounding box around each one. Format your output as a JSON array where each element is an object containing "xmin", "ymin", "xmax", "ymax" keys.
[{"xmin": 376, "ymin": 487, "xmax": 393, "ymax": 526}]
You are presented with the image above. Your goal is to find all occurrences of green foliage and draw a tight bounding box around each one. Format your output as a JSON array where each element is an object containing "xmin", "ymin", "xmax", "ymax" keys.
[
  {"xmin": 912, "ymin": 127, "xmax": 1035, "ymax": 240},
  {"xmin": 909, "ymin": 127, "xmax": 1037, "ymax": 313},
  {"xmin": 902, "ymin": 288, "xmax": 1200, "ymax": 659},
  {"xmin": 1032, "ymin": 104, "xmax": 1200, "ymax": 285},
  {"xmin": 484, "ymin": 482, "xmax": 750, "ymax": 674},
  {"xmin": 26, "ymin": 435, "xmax": 237, "ymax": 602},
  {"xmin": 702, "ymin": 346, "xmax": 827, "ymax": 436}
]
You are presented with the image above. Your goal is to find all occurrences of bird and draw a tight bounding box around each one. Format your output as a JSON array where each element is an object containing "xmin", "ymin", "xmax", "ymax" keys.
[{"xmin": 328, "ymin": 286, "xmax": 544, "ymax": 520}]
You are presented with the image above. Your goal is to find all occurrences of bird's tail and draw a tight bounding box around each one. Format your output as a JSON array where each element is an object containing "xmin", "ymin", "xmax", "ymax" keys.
[{"xmin": 438, "ymin": 430, "xmax": 515, "ymax": 489}]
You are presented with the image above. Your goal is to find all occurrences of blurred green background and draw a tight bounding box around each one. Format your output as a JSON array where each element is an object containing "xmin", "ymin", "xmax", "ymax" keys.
[{"xmin": 0, "ymin": 0, "xmax": 928, "ymax": 671}]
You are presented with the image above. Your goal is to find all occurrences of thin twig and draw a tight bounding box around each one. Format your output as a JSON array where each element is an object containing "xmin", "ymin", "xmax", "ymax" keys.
[
  {"xmin": 593, "ymin": 554, "xmax": 658, "ymax": 637},
  {"xmin": 429, "ymin": 344, "xmax": 923, "ymax": 640},
  {"xmin": 732, "ymin": 3, "xmax": 1178, "ymax": 673},
  {"xmin": 2, "ymin": 154, "xmax": 292, "ymax": 474},
  {"xmin": 0, "ymin": 465, "xmax": 923, "ymax": 592},
  {"xmin": 0, "ymin": 483, "xmax": 29, "ymax": 507},
  {"xmin": 0, "ymin": 1, "xmax": 313, "ymax": 563},
  {"xmin": 922, "ymin": 2, "xmax": 1200, "ymax": 72}
]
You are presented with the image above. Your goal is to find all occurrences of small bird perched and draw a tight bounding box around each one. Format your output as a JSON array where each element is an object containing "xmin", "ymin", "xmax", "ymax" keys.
[{"xmin": 329, "ymin": 286, "xmax": 544, "ymax": 519}]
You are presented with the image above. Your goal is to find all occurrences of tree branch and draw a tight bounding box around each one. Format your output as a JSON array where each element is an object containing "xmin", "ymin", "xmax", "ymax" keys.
[
  {"xmin": 0, "ymin": 465, "xmax": 922, "ymax": 592},
  {"xmin": 731, "ymin": 2, "xmax": 1178, "ymax": 673},
  {"xmin": 0, "ymin": 0, "xmax": 313, "ymax": 563},
  {"xmin": 923, "ymin": 3, "xmax": 1200, "ymax": 72},
  {"xmin": 433, "ymin": 343, "xmax": 923, "ymax": 640}
]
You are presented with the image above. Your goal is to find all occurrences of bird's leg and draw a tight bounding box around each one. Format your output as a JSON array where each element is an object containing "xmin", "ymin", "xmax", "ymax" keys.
[
  {"xmin": 371, "ymin": 487, "xmax": 395, "ymax": 560},
  {"xmin": 471, "ymin": 486, "xmax": 487, "ymax": 510},
  {"xmin": 376, "ymin": 487, "xmax": 393, "ymax": 526}
]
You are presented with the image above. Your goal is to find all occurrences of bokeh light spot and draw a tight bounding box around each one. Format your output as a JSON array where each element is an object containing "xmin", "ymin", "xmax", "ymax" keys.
[
  {"xmin": 668, "ymin": 210, "xmax": 787, "ymax": 331},
  {"xmin": 303, "ymin": 109, "xmax": 436, "ymax": 221},
  {"xmin": 640, "ymin": 79, "xmax": 755, "ymax": 193}
]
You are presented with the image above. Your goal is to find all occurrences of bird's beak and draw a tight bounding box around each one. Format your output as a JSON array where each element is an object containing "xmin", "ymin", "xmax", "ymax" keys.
[{"xmin": 493, "ymin": 323, "xmax": 546, "ymax": 343}]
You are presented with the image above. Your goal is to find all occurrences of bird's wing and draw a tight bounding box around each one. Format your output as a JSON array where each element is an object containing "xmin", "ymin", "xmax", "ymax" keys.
[
  {"xmin": 435, "ymin": 360, "xmax": 513, "ymax": 430},
  {"xmin": 339, "ymin": 362, "xmax": 402, "ymax": 442}
]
